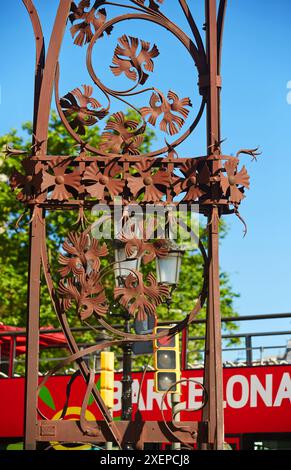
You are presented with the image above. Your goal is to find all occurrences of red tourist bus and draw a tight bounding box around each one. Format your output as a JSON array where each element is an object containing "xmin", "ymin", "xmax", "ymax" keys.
[
  {"xmin": 0, "ymin": 316, "xmax": 291, "ymax": 450},
  {"xmin": 1, "ymin": 366, "xmax": 291, "ymax": 450}
]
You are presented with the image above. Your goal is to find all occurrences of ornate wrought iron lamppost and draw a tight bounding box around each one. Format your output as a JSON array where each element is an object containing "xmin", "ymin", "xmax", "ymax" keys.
[{"xmin": 9, "ymin": 0, "xmax": 257, "ymax": 450}]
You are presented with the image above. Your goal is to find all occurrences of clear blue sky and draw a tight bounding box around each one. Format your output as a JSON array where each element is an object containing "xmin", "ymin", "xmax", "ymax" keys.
[{"xmin": 0, "ymin": 1, "xmax": 291, "ymax": 358}]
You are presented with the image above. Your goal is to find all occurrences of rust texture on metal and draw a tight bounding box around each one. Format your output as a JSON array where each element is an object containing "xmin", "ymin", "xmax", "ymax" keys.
[
  {"xmin": 10, "ymin": 0, "xmax": 256, "ymax": 450},
  {"xmin": 37, "ymin": 420, "xmax": 201, "ymax": 445},
  {"xmin": 11, "ymin": 153, "xmax": 252, "ymax": 208}
]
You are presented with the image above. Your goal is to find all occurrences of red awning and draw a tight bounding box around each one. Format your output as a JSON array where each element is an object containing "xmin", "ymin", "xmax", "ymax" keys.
[{"xmin": 0, "ymin": 324, "xmax": 67, "ymax": 356}]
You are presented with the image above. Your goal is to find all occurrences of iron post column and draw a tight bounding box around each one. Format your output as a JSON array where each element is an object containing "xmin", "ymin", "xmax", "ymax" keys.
[
  {"xmin": 121, "ymin": 312, "xmax": 133, "ymax": 449},
  {"xmin": 201, "ymin": 0, "xmax": 224, "ymax": 450},
  {"xmin": 24, "ymin": 210, "xmax": 43, "ymax": 450},
  {"xmin": 23, "ymin": 2, "xmax": 71, "ymax": 449}
]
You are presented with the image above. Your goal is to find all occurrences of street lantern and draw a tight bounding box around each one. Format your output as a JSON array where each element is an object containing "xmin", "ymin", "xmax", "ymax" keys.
[
  {"xmin": 114, "ymin": 242, "xmax": 141, "ymax": 284},
  {"xmin": 156, "ymin": 249, "xmax": 183, "ymax": 286}
]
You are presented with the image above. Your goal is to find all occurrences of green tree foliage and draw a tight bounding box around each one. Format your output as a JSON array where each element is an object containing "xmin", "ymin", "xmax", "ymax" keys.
[{"xmin": 0, "ymin": 113, "xmax": 239, "ymax": 370}]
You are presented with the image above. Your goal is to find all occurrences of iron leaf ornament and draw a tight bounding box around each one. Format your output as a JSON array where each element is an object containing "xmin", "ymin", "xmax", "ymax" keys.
[
  {"xmin": 58, "ymin": 273, "xmax": 108, "ymax": 320},
  {"xmin": 220, "ymin": 157, "xmax": 250, "ymax": 204},
  {"xmin": 114, "ymin": 271, "xmax": 169, "ymax": 321},
  {"xmin": 60, "ymin": 85, "xmax": 107, "ymax": 135},
  {"xmin": 110, "ymin": 35, "xmax": 159, "ymax": 85},
  {"xmin": 99, "ymin": 111, "xmax": 145, "ymax": 155},
  {"xmin": 58, "ymin": 232, "xmax": 109, "ymax": 320},
  {"xmin": 57, "ymin": 230, "xmax": 171, "ymax": 322},
  {"xmin": 140, "ymin": 90, "xmax": 192, "ymax": 136},
  {"xmin": 69, "ymin": 1, "xmax": 113, "ymax": 46},
  {"xmin": 58, "ymin": 231, "xmax": 108, "ymax": 277}
]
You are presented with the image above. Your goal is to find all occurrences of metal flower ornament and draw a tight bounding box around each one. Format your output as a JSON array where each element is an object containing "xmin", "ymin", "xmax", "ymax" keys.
[
  {"xmin": 60, "ymin": 85, "xmax": 108, "ymax": 135},
  {"xmin": 41, "ymin": 158, "xmax": 82, "ymax": 201},
  {"xmin": 69, "ymin": 2, "xmax": 113, "ymax": 46},
  {"xmin": 11, "ymin": 0, "xmax": 260, "ymax": 451},
  {"xmin": 99, "ymin": 112, "xmax": 145, "ymax": 155},
  {"xmin": 220, "ymin": 157, "xmax": 250, "ymax": 205},
  {"xmin": 110, "ymin": 35, "xmax": 159, "ymax": 85},
  {"xmin": 114, "ymin": 271, "xmax": 169, "ymax": 321},
  {"xmin": 141, "ymin": 90, "xmax": 192, "ymax": 136},
  {"xmin": 82, "ymin": 161, "xmax": 124, "ymax": 199}
]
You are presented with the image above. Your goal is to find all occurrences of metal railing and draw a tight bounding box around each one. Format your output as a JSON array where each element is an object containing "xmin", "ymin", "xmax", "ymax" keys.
[{"xmin": 0, "ymin": 312, "xmax": 290, "ymax": 377}]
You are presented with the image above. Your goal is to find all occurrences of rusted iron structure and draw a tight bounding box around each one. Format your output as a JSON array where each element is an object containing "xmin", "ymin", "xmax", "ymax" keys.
[{"xmin": 10, "ymin": 0, "xmax": 257, "ymax": 450}]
